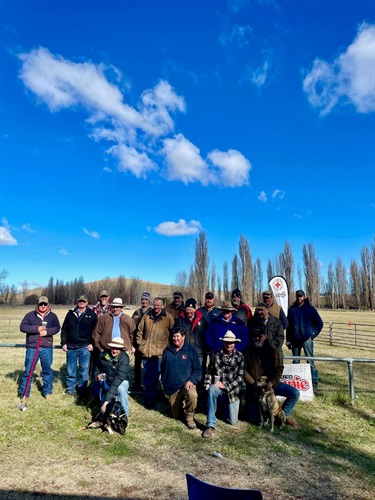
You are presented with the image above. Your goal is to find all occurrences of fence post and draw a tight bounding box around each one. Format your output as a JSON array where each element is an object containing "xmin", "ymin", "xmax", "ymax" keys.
[
  {"xmin": 329, "ymin": 323, "xmax": 333, "ymax": 346},
  {"xmin": 354, "ymin": 324, "xmax": 357, "ymax": 347},
  {"xmin": 348, "ymin": 359, "xmax": 355, "ymax": 404}
]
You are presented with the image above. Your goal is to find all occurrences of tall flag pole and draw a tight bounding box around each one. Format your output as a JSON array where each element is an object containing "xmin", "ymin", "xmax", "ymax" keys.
[{"xmin": 268, "ymin": 275, "xmax": 289, "ymax": 316}]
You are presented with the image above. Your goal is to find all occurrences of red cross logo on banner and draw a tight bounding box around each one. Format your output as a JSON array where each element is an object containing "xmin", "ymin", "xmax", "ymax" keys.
[{"xmin": 274, "ymin": 281, "xmax": 282, "ymax": 289}]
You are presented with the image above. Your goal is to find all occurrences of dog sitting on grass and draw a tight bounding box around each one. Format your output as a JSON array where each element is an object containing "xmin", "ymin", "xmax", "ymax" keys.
[
  {"xmin": 87, "ymin": 400, "xmax": 128, "ymax": 435},
  {"xmin": 256, "ymin": 376, "xmax": 286, "ymax": 433}
]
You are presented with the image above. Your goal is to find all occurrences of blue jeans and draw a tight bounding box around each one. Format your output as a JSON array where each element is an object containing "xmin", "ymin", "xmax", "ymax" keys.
[
  {"xmin": 143, "ymin": 357, "xmax": 162, "ymax": 403},
  {"xmin": 66, "ymin": 346, "xmax": 91, "ymax": 395},
  {"xmin": 206, "ymin": 384, "xmax": 240, "ymax": 428},
  {"xmin": 93, "ymin": 380, "xmax": 130, "ymax": 416},
  {"xmin": 248, "ymin": 381, "xmax": 300, "ymax": 423},
  {"xmin": 292, "ymin": 339, "xmax": 318, "ymax": 386},
  {"xmin": 19, "ymin": 347, "xmax": 53, "ymax": 398}
]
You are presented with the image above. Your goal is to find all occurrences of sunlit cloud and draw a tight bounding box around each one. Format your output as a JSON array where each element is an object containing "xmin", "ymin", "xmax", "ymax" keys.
[
  {"xmin": 258, "ymin": 191, "xmax": 267, "ymax": 202},
  {"xmin": 0, "ymin": 218, "xmax": 18, "ymax": 245},
  {"xmin": 303, "ymin": 23, "xmax": 375, "ymax": 115},
  {"xmin": 272, "ymin": 189, "xmax": 285, "ymax": 200},
  {"xmin": 154, "ymin": 219, "xmax": 202, "ymax": 236},
  {"xmin": 59, "ymin": 247, "xmax": 69, "ymax": 255},
  {"xmin": 21, "ymin": 223, "xmax": 36, "ymax": 233}
]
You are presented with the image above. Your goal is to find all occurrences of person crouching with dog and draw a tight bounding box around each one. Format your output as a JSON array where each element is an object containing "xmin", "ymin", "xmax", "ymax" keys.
[
  {"xmin": 89, "ymin": 337, "xmax": 130, "ymax": 432},
  {"xmin": 243, "ymin": 329, "xmax": 300, "ymax": 428}
]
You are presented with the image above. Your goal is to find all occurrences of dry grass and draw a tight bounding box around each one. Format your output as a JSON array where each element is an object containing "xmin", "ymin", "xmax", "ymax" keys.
[{"xmin": 0, "ymin": 307, "xmax": 374, "ymax": 499}]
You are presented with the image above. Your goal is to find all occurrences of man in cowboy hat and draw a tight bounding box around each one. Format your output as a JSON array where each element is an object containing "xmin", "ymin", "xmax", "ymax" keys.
[
  {"xmin": 93, "ymin": 298, "xmax": 136, "ymax": 353},
  {"xmin": 61, "ymin": 295, "xmax": 97, "ymax": 398},
  {"xmin": 206, "ymin": 300, "xmax": 249, "ymax": 353},
  {"xmin": 202, "ymin": 331, "xmax": 244, "ymax": 438},
  {"xmin": 131, "ymin": 292, "xmax": 153, "ymax": 390},
  {"xmin": 161, "ymin": 326, "xmax": 202, "ymax": 429},
  {"xmin": 231, "ymin": 288, "xmax": 252, "ymax": 328},
  {"xmin": 91, "ymin": 337, "xmax": 130, "ymax": 423},
  {"xmin": 92, "ymin": 290, "xmax": 111, "ymax": 319}
]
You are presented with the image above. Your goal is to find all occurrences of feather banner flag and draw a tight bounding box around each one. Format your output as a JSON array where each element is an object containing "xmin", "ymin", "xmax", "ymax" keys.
[{"xmin": 268, "ymin": 275, "xmax": 289, "ymax": 316}]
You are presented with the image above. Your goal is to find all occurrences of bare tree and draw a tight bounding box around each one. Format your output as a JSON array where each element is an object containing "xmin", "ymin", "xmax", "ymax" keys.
[
  {"xmin": 303, "ymin": 243, "xmax": 320, "ymax": 306},
  {"xmin": 297, "ymin": 264, "xmax": 303, "ymax": 291},
  {"xmin": 0, "ymin": 268, "xmax": 8, "ymax": 282},
  {"xmin": 253, "ymin": 257, "xmax": 263, "ymax": 305},
  {"xmin": 194, "ymin": 231, "xmax": 209, "ymax": 305},
  {"xmin": 223, "ymin": 261, "xmax": 229, "ymax": 300},
  {"xmin": 326, "ymin": 263, "xmax": 335, "ymax": 309},
  {"xmin": 238, "ymin": 234, "xmax": 253, "ymax": 305},
  {"xmin": 129, "ymin": 277, "xmax": 142, "ymax": 305},
  {"xmin": 210, "ymin": 261, "xmax": 216, "ymax": 295},
  {"xmin": 231, "ymin": 254, "xmax": 240, "ymax": 291},
  {"xmin": 361, "ymin": 245, "xmax": 372, "ymax": 309},
  {"xmin": 217, "ymin": 274, "xmax": 222, "ymax": 302},
  {"xmin": 188, "ymin": 265, "xmax": 198, "ymax": 300},
  {"xmin": 267, "ymin": 259, "xmax": 273, "ymax": 283},
  {"xmin": 279, "ymin": 241, "xmax": 294, "ymax": 301},
  {"xmin": 174, "ymin": 270, "xmax": 189, "ymax": 297},
  {"xmin": 349, "ymin": 259, "xmax": 361, "ymax": 308},
  {"xmin": 334, "ymin": 257, "xmax": 347, "ymax": 309}
]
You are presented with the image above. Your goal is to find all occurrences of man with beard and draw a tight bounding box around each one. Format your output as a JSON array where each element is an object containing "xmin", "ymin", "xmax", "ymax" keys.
[
  {"xmin": 250, "ymin": 302, "xmax": 284, "ymax": 358},
  {"xmin": 198, "ymin": 292, "xmax": 220, "ymax": 324},
  {"xmin": 19, "ymin": 296, "xmax": 60, "ymax": 405},
  {"xmin": 165, "ymin": 291, "xmax": 185, "ymax": 320},
  {"xmin": 92, "ymin": 290, "xmax": 111, "ymax": 319},
  {"xmin": 243, "ymin": 329, "xmax": 300, "ymax": 427},
  {"xmin": 202, "ymin": 331, "xmax": 244, "ymax": 438},
  {"xmin": 206, "ymin": 300, "xmax": 249, "ymax": 353},
  {"xmin": 231, "ymin": 288, "xmax": 252, "ymax": 328}
]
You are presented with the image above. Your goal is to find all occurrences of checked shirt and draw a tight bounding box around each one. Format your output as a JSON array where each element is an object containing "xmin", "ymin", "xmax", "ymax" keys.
[{"xmin": 205, "ymin": 349, "xmax": 244, "ymax": 403}]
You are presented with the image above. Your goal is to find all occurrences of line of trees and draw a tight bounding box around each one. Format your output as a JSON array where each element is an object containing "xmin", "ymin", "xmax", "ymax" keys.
[{"xmin": 173, "ymin": 232, "xmax": 375, "ymax": 310}]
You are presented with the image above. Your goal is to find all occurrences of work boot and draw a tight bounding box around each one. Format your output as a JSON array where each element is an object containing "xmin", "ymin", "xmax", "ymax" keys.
[{"xmin": 202, "ymin": 426, "xmax": 215, "ymax": 438}]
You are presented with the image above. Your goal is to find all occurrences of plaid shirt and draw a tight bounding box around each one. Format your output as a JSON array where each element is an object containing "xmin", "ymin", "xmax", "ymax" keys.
[
  {"xmin": 91, "ymin": 302, "xmax": 111, "ymax": 319},
  {"xmin": 205, "ymin": 348, "xmax": 244, "ymax": 403}
]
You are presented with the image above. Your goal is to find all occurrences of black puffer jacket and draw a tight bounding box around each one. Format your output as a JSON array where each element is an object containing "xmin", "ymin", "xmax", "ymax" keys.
[{"xmin": 61, "ymin": 307, "xmax": 97, "ymax": 347}]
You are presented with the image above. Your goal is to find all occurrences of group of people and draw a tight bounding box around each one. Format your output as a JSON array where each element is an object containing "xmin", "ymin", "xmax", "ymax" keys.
[{"xmin": 19, "ymin": 287, "xmax": 323, "ymax": 437}]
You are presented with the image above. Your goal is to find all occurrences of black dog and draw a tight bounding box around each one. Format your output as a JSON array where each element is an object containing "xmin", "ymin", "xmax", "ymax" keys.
[
  {"xmin": 87, "ymin": 400, "xmax": 128, "ymax": 435},
  {"xmin": 256, "ymin": 376, "xmax": 286, "ymax": 433}
]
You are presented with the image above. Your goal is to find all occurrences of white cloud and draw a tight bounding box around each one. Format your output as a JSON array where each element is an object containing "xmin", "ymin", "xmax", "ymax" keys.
[
  {"xmin": 303, "ymin": 23, "xmax": 375, "ymax": 115},
  {"xmin": 107, "ymin": 144, "xmax": 157, "ymax": 178},
  {"xmin": 18, "ymin": 47, "xmax": 252, "ymax": 187},
  {"xmin": 83, "ymin": 228, "xmax": 100, "ymax": 239},
  {"xmin": 21, "ymin": 223, "xmax": 36, "ymax": 233},
  {"xmin": 219, "ymin": 24, "xmax": 253, "ymax": 48},
  {"xmin": 59, "ymin": 247, "xmax": 69, "ymax": 255},
  {"xmin": 208, "ymin": 149, "xmax": 251, "ymax": 187},
  {"xmin": 154, "ymin": 219, "xmax": 202, "ymax": 236},
  {"xmin": 162, "ymin": 134, "xmax": 211, "ymax": 185},
  {"xmin": 227, "ymin": 0, "xmax": 250, "ymax": 14},
  {"xmin": 0, "ymin": 227, "xmax": 18, "ymax": 245},
  {"xmin": 258, "ymin": 191, "xmax": 267, "ymax": 202},
  {"xmin": 294, "ymin": 213, "xmax": 303, "ymax": 219},
  {"xmin": 272, "ymin": 189, "xmax": 285, "ymax": 200}
]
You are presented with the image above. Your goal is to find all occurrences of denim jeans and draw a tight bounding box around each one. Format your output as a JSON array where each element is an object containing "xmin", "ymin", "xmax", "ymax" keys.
[
  {"xmin": 143, "ymin": 357, "xmax": 162, "ymax": 403},
  {"xmin": 206, "ymin": 384, "xmax": 240, "ymax": 428},
  {"xmin": 292, "ymin": 338, "xmax": 318, "ymax": 386},
  {"xmin": 19, "ymin": 347, "xmax": 53, "ymax": 398},
  {"xmin": 66, "ymin": 346, "xmax": 91, "ymax": 395},
  {"xmin": 247, "ymin": 381, "xmax": 300, "ymax": 423},
  {"xmin": 93, "ymin": 379, "xmax": 130, "ymax": 416}
]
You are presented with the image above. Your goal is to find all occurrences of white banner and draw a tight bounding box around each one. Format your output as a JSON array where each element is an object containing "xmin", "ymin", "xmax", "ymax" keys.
[
  {"xmin": 281, "ymin": 363, "xmax": 314, "ymax": 402},
  {"xmin": 269, "ymin": 275, "xmax": 289, "ymax": 316}
]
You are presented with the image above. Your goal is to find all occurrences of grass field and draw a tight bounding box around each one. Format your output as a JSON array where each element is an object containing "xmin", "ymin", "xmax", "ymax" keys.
[{"xmin": 0, "ymin": 307, "xmax": 374, "ymax": 499}]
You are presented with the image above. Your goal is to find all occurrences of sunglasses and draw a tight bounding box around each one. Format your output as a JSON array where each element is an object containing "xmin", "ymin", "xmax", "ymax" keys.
[
  {"xmin": 78, "ymin": 300, "xmax": 87, "ymax": 303},
  {"xmin": 39, "ymin": 302, "xmax": 48, "ymax": 306}
]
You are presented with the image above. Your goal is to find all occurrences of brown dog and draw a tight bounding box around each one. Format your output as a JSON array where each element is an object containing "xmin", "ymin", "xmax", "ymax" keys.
[{"xmin": 256, "ymin": 376, "xmax": 286, "ymax": 433}]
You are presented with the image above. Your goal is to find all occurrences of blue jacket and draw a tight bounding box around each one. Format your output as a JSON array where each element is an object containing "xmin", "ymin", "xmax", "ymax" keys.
[
  {"xmin": 206, "ymin": 314, "xmax": 249, "ymax": 352},
  {"xmin": 286, "ymin": 299, "xmax": 323, "ymax": 345},
  {"xmin": 20, "ymin": 308, "xmax": 60, "ymax": 349},
  {"xmin": 161, "ymin": 341, "xmax": 201, "ymax": 396},
  {"xmin": 197, "ymin": 305, "xmax": 221, "ymax": 324}
]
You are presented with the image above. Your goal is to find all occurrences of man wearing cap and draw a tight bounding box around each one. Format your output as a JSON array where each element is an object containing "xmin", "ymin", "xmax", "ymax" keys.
[
  {"xmin": 165, "ymin": 291, "xmax": 185, "ymax": 320},
  {"xmin": 161, "ymin": 326, "xmax": 202, "ymax": 429},
  {"xmin": 287, "ymin": 290, "xmax": 323, "ymax": 393},
  {"xmin": 206, "ymin": 300, "xmax": 249, "ymax": 353},
  {"xmin": 136, "ymin": 297, "xmax": 174, "ymax": 407},
  {"xmin": 198, "ymin": 292, "xmax": 220, "ymax": 324},
  {"xmin": 92, "ymin": 337, "xmax": 130, "ymax": 422},
  {"xmin": 262, "ymin": 291, "xmax": 288, "ymax": 330},
  {"xmin": 202, "ymin": 331, "xmax": 244, "ymax": 438},
  {"xmin": 131, "ymin": 292, "xmax": 152, "ymax": 390},
  {"xmin": 61, "ymin": 295, "xmax": 98, "ymax": 398},
  {"xmin": 19, "ymin": 296, "xmax": 60, "ymax": 404},
  {"xmin": 250, "ymin": 302, "xmax": 285, "ymax": 357},
  {"xmin": 174, "ymin": 298, "xmax": 208, "ymax": 366},
  {"xmin": 93, "ymin": 298, "xmax": 136, "ymax": 353},
  {"xmin": 92, "ymin": 290, "xmax": 111, "ymax": 319},
  {"xmin": 231, "ymin": 288, "xmax": 252, "ymax": 328},
  {"xmin": 243, "ymin": 329, "xmax": 300, "ymax": 427}
]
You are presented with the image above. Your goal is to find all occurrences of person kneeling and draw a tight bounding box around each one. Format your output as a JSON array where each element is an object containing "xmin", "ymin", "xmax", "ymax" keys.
[
  {"xmin": 202, "ymin": 331, "xmax": 244, "ymax": 438},
  {"xmin": 161, "ymin": 327, "xmax": 202, "ymax": 430},
  {"xmin": 89, "ymin": 337, "xmax": 130, "ymax": 434},
  {"xmin": 243, "ymin": 329, "xmax": 300, "ymax": 428}
]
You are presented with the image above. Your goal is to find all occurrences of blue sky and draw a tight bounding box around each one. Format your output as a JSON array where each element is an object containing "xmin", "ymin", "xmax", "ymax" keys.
[{"xmin": 1, "ymin": 0, "xmax": 374, "ymax": 291}]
